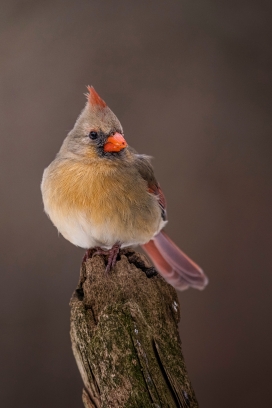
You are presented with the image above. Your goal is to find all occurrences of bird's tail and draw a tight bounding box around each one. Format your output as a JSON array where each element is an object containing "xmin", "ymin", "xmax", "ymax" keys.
[{"xmin": 141, "ymin": 231, "xmax": 208, "ymax": 291}]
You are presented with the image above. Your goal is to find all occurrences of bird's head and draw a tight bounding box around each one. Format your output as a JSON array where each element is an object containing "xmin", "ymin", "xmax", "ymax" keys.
[{"xmin": 60, "ymin": 86, "xmax": 127, "ymax": 159}]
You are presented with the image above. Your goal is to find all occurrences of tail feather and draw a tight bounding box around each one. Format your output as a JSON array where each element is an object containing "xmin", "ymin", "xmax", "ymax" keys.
[{"xmin": 141, "ymin": 231, "xmax": 208, "ymax": 291}]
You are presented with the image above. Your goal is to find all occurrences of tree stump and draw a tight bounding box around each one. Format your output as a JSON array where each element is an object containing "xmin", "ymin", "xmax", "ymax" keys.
[{"xmin": 70, "ymin": 248, "xmax": 199, "ymax": 408}]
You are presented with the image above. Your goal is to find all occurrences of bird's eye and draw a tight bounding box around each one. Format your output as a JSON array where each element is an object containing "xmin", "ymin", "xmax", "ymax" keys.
[{"xmin": 89, "ymin": 131, "xmax": 98, "ymax": 140}]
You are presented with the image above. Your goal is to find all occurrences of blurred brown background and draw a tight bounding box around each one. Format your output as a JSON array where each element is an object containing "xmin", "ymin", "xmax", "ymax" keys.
[{"xmin": 1, "ymin": 1, "xmax": 271, "ymax": 407}]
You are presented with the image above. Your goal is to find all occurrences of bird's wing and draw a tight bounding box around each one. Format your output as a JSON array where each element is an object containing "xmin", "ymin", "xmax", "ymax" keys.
[{"xmin": 134, "ymin": 154, "xmax": 167, "ymax": 221}]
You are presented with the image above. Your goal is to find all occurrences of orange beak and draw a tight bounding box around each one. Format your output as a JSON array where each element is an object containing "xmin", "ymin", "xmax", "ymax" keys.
[{"xmin": 103, "ymin": 132, "xmax": 127, "ymax": 152}]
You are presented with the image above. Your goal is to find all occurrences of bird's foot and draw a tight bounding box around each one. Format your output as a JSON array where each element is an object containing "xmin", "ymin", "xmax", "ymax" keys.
[{"xmin": 93, "ymin": 243, "xmax": 121, "ymax": 273}]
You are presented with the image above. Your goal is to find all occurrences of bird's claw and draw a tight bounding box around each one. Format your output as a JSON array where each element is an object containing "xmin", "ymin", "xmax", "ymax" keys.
[{"xmin": 84, "ymin": 243, "xmax": 121, "ymax": 273}]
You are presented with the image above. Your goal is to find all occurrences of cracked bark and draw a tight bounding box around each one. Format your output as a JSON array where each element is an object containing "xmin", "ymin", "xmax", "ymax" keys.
[{"xmin": 70, "ymin": 248, "xmax": 199, "ymax": 408}]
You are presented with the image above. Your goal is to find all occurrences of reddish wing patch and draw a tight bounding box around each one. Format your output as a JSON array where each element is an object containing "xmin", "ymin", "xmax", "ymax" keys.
[
  {"xmin": 157, "ymin": 186, "xmax": 166, "ymax": 211},
  {"xmin": 148, "ymin": 184, "xmax": 167, "ymax": 220},
  {"xmin": 87, "ymin": 85, "xmax": 107, "ymax": 108}
]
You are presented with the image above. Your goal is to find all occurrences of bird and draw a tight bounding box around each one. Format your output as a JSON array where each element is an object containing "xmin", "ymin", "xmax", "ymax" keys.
[{"xmin": 41, "ymin": 86, "xmax": 208, "ymax": 291}]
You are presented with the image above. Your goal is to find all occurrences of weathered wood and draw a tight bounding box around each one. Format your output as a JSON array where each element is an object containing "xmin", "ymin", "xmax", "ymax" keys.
[{"xmin": 70, "ymin": 248, "xmax": 199, "ymax": 408}]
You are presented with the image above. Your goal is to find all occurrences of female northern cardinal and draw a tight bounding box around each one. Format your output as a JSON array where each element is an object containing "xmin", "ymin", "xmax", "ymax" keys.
[{"xmin": 41, "ymin": 86, "xmax": 208, "ymax": 291}]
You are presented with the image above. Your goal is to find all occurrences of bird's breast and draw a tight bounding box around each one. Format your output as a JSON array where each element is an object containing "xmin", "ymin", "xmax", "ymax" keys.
[{"xmin": 42, "ymin": 159, "xmax": 164, "ymax": 248}]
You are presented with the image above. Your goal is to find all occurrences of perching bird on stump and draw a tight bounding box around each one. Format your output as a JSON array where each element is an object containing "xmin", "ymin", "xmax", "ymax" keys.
[{"xmin": 41, "ymin": 86, "xmax": 208, "ymax": 291}]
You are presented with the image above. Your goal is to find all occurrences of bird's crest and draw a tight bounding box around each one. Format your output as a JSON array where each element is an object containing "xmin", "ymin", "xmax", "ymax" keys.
[{"xmin": 86, "ymin": 86, "xmax": 107, "ymax": 108}]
